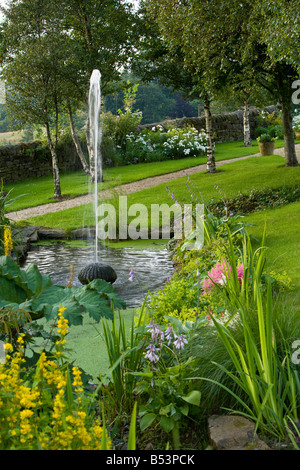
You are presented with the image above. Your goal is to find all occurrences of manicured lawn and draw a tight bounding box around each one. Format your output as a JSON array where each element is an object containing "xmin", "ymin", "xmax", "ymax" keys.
[
  {"xmin": 245, "ymin": 201, "xmax": 300, "ymax": 287},
  {"xmin": 5, "ymin": 139, "xmax": 287, "ymax": 212},
  {"xmin": 25, "ymin": 155, "xmax": 300, "ymax": 231}
]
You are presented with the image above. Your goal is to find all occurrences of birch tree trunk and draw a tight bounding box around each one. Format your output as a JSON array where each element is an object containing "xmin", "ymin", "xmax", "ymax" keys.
[
  {"xmin": 45, "ymin": 119, "xmax": 62, "ymax": 199},
  {"xmin": 67, "ymin": 103, "xmax": 90, "ymax": 175},
  {"xmin": 243, "ymin": 96, "xmax": 252, "ymax": 147},
  {"xmin": 204, "ymin": 99, "xmax": 216, "ymax": 173}
]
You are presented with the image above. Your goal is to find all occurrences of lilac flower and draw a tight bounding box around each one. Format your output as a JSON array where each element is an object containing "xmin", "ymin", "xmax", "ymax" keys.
[
  {"xmin": 173, "ymin": 334, "xmax": 188, "ymax": 350},
  {"xmin": 128, "ymin": 269, "xmax": 134, "ymax": 282},
  {"xmin": 144, "ymin": 343, "xmax": 159, "ymax": 363},
  {"xmin": 147, "ymin": 321, "xmax": 164, "ymax": 342},
  {"xmin": 165, "ymin": 324, "xmax": 174, "ymax": 345}
]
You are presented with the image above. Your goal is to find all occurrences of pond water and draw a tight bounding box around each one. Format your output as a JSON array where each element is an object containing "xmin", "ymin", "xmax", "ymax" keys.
[{"xmin": 22, "ymin": 242, "xmax": 174, "ymax": 308}]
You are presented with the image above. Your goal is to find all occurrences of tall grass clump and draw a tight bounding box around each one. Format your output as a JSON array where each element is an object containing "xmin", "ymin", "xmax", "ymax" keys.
[{"xmin": 185, "ymin": 229, "xmax": 300, "ymax": 442}]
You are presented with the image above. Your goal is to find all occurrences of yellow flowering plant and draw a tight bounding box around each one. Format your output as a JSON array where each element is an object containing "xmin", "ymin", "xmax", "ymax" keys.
[
  {"xmin": 0, "ymin": 306, "xmax": 112, "ymax": 450},
  {"xmin": 3, "ymin": 225, "xmax": 13, "ymax": 257}
]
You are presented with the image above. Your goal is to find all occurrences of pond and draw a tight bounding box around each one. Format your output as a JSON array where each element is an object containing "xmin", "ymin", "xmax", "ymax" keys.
[{"xmin": 22, "ymin": 241, "xmax": 174, "ymax": 308}]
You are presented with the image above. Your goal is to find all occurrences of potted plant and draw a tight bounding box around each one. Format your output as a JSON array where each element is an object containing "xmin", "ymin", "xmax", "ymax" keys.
[{"xmin": 257, "ymin": 134, "xmax": 277, "ymax": 156}]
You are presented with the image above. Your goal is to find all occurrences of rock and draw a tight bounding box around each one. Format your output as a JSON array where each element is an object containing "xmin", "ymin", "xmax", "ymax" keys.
[
  {"xmin": 70, "ymin": 227, "xmax": 96, "ymax": 240},
  {"xmin": 208, "ymin": 415, "xmax": 272, "ymax": 450},
  {"xmin": 78, "ymin": 262, "xmax": 117, "ymax": 285},
  {"xmin": 37, "ymin": 227, "xmax": 68, "ymax": 239}
]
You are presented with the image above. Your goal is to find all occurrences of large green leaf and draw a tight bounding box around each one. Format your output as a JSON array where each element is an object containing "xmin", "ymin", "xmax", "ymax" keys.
[
  {"xmin": 24, "ymin": 263, "xmax": 53, "ymax": 296},
  {"xmin": 87, "ymin": 279, "xmax": 126, "ymax": 310},
  {"xmin": 160, "ymin": 416, "xmax": 175, "ymax": 433},
  {"xmin": 181, "ymin": 390, "xmax": 201, "ymax": 407},
  {"xmin": 0, "ymin": 257, "xmax": 125, "ymax": 325},
  {"xmin": 74, "ymin": 288, "xmax": 114, "ymax": 321},
  {"xmin": 140, "ymin": 413, "xmax": 157, "ymax": 432},
  {"xmin": 0, "ymin": 276, "xmax": 28, "ymax": 304}
]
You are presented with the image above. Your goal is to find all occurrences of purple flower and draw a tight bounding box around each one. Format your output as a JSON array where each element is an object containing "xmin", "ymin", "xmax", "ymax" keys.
[
  {"xmin": 173, "ymin": 334, "xmax": 188, "ymax": 350},
  {"xmin": 128, "ymin": 269, "xmax": 134, "ymax": 282},
  {"xmin": 147, "ymin": 321, "xmax": 164, "ymax": 342},
  {"xmin": 165, "ymin": 324, "xmax": 174, "ymax": 345},
  {"xmin": 145, "ymin": 343, "xmax": 159, "ymax": 363}
]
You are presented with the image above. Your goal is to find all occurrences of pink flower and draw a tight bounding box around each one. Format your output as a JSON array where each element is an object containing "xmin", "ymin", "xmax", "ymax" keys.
[
  {"xmin": 202, "ymin": 259, "xmax": 244, "ymax": 293},
  {"xmin": 237, "ymin": 263, "xmax": 244, "ymax": 286}
]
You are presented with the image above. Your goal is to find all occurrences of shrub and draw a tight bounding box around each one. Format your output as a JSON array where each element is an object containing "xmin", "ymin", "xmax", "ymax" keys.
[
  {"xmin": 123, "ymin": 126, "xmax": 207, "ymax": 165},
  {"xmin": 257, "ymin": 133, "xmax": 277, "ymax": 143}
]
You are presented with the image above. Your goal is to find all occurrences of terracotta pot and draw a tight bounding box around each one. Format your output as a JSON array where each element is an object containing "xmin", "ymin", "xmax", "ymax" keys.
[
  {"xmin": 259, "ymin": 141, "xmax": 275, "ymax": 156},
  {"xmin": 296, "ymin": 132, "xmax": 300, "ymax": 140}
]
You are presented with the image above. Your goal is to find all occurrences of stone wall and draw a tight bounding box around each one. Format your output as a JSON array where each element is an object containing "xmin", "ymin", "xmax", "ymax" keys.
[
  {"xmin": 0, "ymin": 139, "xmax": 84, "ymax": 184},
  {"xmin": 138, "ymin": 105, "xmax": 279, "ymax": 143},
  {"xmin": 0, "ymin": 105, "xmax": 279, "ymax": 184}
]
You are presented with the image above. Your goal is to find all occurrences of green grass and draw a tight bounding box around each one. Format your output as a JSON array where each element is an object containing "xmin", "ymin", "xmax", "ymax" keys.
[
  {"xmin": 25, "ymin": 155, "xmax": 300, "ymax": 231},
  {"xmin": 244, "ymin": 201, "xmax": 300, "ymax": 287},
  {"xmin": 6, "ymin": 139, "xmax": 288, "ymax": 213}
]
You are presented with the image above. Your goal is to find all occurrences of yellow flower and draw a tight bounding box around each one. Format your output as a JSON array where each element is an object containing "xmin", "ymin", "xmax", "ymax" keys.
[
  {"xmin": 4, "ymin": 225, "xmax": 13, "ymax": 257},
  {"xmin": 57, "ymin": 306, "xmax": 69, "ymax": 336}
]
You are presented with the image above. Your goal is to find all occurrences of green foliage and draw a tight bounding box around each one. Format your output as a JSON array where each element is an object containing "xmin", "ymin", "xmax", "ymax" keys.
[
  {"xmin": 210, "ymin": 185, "xmax": 300, "ymax": 217},
  {"xmin": 257, "ymin": 133, "xmax": 277, "ymax": 143},
  {"xmin": 0, "ymin": 256, "xmax": 126, "ymax": 327},
  {"xmin": 133, "ymin": 318, "xmax": 202, "ymax": 449}
]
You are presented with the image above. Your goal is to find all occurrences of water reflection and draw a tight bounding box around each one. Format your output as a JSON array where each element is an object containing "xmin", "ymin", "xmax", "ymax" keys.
[{"xmin": 22, "ymin": 242, "xmax": 174, "ymax": 308}]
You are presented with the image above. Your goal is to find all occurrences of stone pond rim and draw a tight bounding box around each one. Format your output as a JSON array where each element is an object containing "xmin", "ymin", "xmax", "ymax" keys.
[{"xmin": 78, "ymin": 262, "xmax": 117, "ymax": 285}]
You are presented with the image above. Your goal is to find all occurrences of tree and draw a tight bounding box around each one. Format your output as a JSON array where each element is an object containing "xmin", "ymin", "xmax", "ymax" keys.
[
  {"xmin": 145, "ymin": 0, "xmax": 299, "ymax": 167},
  {"xmin": 61, "ymin": 0, "xmax": 141, "ymax": 180},
  {"xmin": 133, "ymin": 5, "xmax": 217, "ymax": 172},
  {"xmin": 0, "ymin": 0, "xmax": 71, "ymax": 198},
  {"xmin": 0, "ymin": 0, "xmax": 141, "ymax": 186}
]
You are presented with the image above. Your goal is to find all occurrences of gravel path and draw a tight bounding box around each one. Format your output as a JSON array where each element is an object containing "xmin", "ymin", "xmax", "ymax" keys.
[{"xmin": 7, "ymin": 144, "xmax": 300, "ymax": 222}]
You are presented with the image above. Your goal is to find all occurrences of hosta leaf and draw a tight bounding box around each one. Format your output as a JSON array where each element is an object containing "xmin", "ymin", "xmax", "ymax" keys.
[
  {"xmin": 140, "ymin": 413, "xmax": 157, "ymax": 432},
  {"xmin": 181, "ymin": 390, "xmax": 201, "ymax": 407},
  {"xmin": 160, "ymin": 416, "xmax": 175, "ymax": 433}
]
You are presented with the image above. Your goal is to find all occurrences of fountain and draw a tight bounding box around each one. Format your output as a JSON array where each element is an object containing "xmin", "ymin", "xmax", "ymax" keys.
[
  {"xmin": 78, "ymin": 70, "xmax": 117, "ymax": 285},
  {"xmin": 22, "ymin": 69, "xmax": 174, "ymax": 305}
]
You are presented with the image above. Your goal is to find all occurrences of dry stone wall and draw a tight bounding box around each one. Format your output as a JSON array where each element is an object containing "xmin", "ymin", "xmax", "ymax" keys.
[
  {"xmin": 138, "ymin": 105, "xmax": 279, "ymax": 143},
  {"xmin": 0, "ymin": 105, "xmax": 279, "ymax": 184},
  {"xmin": 0, "ymin": 139, "xmax": 84, "ymax": 184}
]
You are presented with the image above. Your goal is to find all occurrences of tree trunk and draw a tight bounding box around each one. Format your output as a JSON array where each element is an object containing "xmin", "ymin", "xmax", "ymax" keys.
[
  {"xmin": 277, "ymin": 67, "xmax": 298, "ymax": 167},
  {"xmin": 45, "ymin": 120, "xmax": 62, "ymax": 199},
  {"xmin": 281, "ymin": 100, "xmax": 298, "ymax": 166},
  {"xmin": 204, "ymin": 99, "xmax": 216, "ymax": 173},
  {"xmin": 67, "ymin": 103, "xmax": 90, "ymax": 175},
  {"xmin": 243, "ymin": 96, "xmax": 252, "ymax": 147}
]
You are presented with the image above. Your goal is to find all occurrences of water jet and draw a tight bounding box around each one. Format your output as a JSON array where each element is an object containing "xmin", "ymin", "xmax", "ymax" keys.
[{"xmin": 79, "ymin": 69, "xmax": 117, "ymax": 285}]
